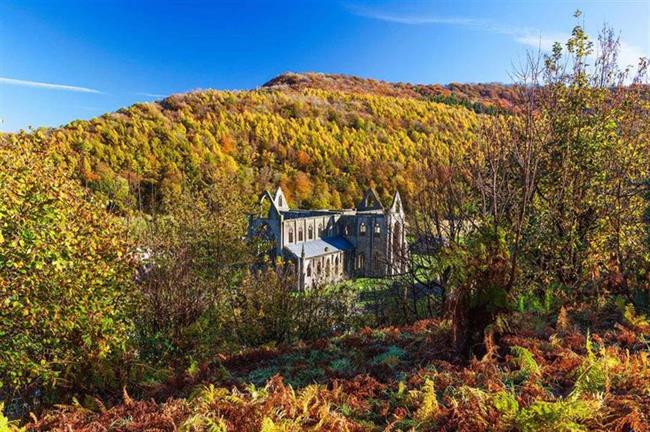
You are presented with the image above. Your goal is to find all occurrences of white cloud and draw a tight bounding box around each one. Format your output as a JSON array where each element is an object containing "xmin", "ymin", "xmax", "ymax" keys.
[
  {"xmin": 352, "ymin": 5, "xmax": 648, "ymax": 66},
  {"xmin": 135, "ymin": 92, "xmax": 167, "ymax": 98},
  {"xmin": 617, "ymin": 40, "xmax": 648, "ymax": 68},
  {"xmin": 0, "ymin": 76, "xmax": 102, "ymax": 93},
  {"xmin": 513, "ymin": 33, "xmax": 565, "ymax": 51},
  {"xmin": 352, "ymin": 9, "xmax": 478, "ymax": 26}
]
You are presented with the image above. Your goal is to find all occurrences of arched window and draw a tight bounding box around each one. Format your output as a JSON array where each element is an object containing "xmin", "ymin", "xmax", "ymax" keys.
[
  {"xmin": 318, "ymin": 223, "xmax": 323, "ymax": 237},
  {"xmin": 392, "ymin": 222, "xmax": 402, "ymax": 253},
  {"xmin": 278, "ymin": 196, "xmax": 283, "ymax": 207},
  {"xmin": 335, "ymin": 256, "xmax": 340, "ymax": 274},
  {"xmin": 393, "ymin": 221, "xmax": 405, "ymax": 272},
  {"xmin": 374, "ymin": 223, "xmax": 381, "ymax": 237},
  {"xmin": 325, "ymin": 258, "xmax": 331, "ymax": 277},
  {"xmin": 288, "ymin": 228, "xmax": 294, "ymax": 243},
  {"xmin": 374, "ymin": 253, "xmax": 382, "ymax": 273},
  {"xmin": 356, "ymin": 253, "xmax": 365, "ymax": 270},
  {"xmin": 317, "ymin": 261, "xmax": 322, "ymax": 274},
  {"xmin": 298, "ymin": 228, "xmax": 304, "ymax": 242},
  {"xmin": 307, "ymin": 263, "xmax": 312, "ymax": 277},
  {"xmin": 308, "ymin": 225, "xmax": 314, "ymax": 240},
  {"xmin": 359, "ymin": 222, "xmax": 367, "ymax": 236}
]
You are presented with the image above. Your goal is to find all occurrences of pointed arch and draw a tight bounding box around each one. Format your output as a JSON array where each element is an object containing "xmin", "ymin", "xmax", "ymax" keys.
[
  {"xmin": 356, "ymin": 253, "xmax": 365, "ymax": 270},
  {"xmin": 359, "ymin": 222, "xmax": 367, "ymax": 236}
]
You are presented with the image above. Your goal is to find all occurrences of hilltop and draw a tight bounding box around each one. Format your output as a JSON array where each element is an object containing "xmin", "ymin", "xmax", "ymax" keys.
[{"xmin": 263, "ymin": 72, "xmax": 520, "ymax": 113}]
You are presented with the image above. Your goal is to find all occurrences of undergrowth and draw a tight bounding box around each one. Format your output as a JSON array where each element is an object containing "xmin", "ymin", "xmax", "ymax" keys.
[{"xmin": 22, "ymin": 303, "xmax": 650, "ymax": 431}]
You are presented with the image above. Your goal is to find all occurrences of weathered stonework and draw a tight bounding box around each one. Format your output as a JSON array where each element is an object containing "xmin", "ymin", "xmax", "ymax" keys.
[{"xmin": 248, "ymin": 187, "xmax": 408, "ymax": 289}]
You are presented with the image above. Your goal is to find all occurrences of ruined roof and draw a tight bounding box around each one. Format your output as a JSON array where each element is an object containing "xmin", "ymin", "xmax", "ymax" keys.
[
  {"xmin": 284, "ymin": 236, "xmax": 353, "ymax": 259},
  {"xmin": 357, "ymin": 189, "xmax": 384, "ymax": 211}
]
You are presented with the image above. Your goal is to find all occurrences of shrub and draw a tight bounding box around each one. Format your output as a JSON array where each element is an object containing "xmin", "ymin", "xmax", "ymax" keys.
[{"xmin": 0, "ymin": 135, "xmax": 136, "ymax": 409}]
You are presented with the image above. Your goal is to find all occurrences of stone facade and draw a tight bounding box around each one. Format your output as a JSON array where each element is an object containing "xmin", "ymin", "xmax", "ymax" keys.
[{"xmin": 248, "ymin": 187, "xmax": 408, "ymax": 289}]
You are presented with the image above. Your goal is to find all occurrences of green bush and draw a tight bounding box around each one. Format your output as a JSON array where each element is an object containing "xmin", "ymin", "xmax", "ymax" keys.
[{"xmin": 0, "ymin": 135, "xmax": 136, "ymax": 408}]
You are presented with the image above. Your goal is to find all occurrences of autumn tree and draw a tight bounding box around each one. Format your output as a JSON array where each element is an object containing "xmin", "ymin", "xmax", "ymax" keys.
[
  {"xmin": 0, "ymin": 132, "xmax": 137, "ymax": 408},
  {"xmin": 414, "ymin": 15, "xmax": 649, "ymax": 357}
]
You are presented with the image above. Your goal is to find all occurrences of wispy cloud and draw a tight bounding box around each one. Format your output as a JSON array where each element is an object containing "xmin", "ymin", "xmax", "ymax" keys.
[
  {"xmin": 351, "ymin": 5, "xmax": 648, "ymax": 66},
  {"xmin": 352, "ymin": 5, "xmax": 560, "ymax": 49},
  {"xmin": 0, "ymin": 76, "xmax": 102, "ymax": 94},
  {"xmin": 617, "ymin": 40, "xmax": 648, "ymax": 68},
  {"xmin": 134, "ymin": 92, "xmax": 167, "ymax": 98},
  {"xmin": 354, "ymin": 10, "xmax": 478, "ymax": 27}
]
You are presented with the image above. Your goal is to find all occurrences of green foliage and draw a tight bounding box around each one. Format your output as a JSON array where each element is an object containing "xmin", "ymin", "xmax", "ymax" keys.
[
  {"xmin": 134, "ymin": 179, "xmax": 254, "ymax": 365},
  {"xmin": 511, "ymin": 346, "xmax": 542, "ymax": 379},
  {"xmin": 571, "ymin": 334, "xmax": 618, "ymax": 397},
  {"xmin": 492, "ymin": 390, "xmax": 519, "ymax": 422},
  {"xmin": 493, "ymin": 386, "xmax": 602, "ymax": 431},
  {"xmin": 0, "ymin": 135, "xmax": 136, "ymax": 404},
  {"xmin": 623, "ymin": 303, "xmax": 650, "ymax": 329},
  {"xmin": 371, "ymin": 345, "xmax": 406, "ymax": 368},
  {"xmin": 329, "ymin": 358, "xmax": 352, "ymax": 373},
  {"xmin": 514, "ymin": 398, "xmax": 601, "ymax": 432}
]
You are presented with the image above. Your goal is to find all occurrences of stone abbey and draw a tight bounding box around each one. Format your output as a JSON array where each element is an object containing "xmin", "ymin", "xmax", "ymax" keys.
[{"xmin": 248, "ymin": 187, "xmax": 408, "ymax": 289}]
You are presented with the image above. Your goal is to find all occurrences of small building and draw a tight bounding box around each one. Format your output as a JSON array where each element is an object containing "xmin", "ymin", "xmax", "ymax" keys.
[{"xmin": 248, "ymin": 187, "xmax": 408, "ymax": 289}]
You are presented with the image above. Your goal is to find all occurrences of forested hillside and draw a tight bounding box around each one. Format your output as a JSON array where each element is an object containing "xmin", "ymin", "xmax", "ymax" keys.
[{"xmin": 4, "ymin": 74, "xmax": 487, "ymax": 213}]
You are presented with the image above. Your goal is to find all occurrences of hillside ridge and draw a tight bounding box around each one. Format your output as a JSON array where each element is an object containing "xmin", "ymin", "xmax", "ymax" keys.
[{"xmin": 262, "ymin": 72, "xmax": 519, "ymax": 113}]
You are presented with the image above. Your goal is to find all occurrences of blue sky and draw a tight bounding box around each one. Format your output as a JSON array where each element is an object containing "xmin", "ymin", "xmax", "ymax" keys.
[{"xmin": 1, "ymin": 0, "xmax": 648, "ymax": 132}]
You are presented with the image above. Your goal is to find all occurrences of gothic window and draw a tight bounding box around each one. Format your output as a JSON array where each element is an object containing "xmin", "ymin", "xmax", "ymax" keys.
[
  {"xmin": 325, "ymin": 258, "xmax": 331, "ymax": 277},
  {"xmin": 359, "ymin": 222, "xmax": 367, "ymax": 236},
  {"xmin": 298, "ymin": 228, "xmax": 304, "ymax": 242},
  {"xmin": 356, "ymin": 253, "xmax": 365, "ymax": 270},
  {"xmin": 393, "ymin": 222, "xmax": 405, "ymax": 272},
  {"xmin": 308, "ymin": 225, "xmax": 313, "ymax": 240},
  {"xmin": 288, "ymin": 227, "xmax": 294, "ymax": 243},
  {"xmin": 307, "ymin": 263, "xmax": 312, "ymax": 277},
  {"xmin": 374, "ymin": 222, "xmax": 381, "ymax": 237},
  {"xmin": 374, "ymin": 253, "xmax": 382, "ymax": 273},
  {"xmin": 318, "ymin": 222, "xmax": 323, "ymax": 237},
  {"xmin": 392, "ymin": 222, "xmax": 402, "ymax": 253},
  {"xmin": 335, "ymin": 255, "xmax": 340, "ymax": 274},
  {"xmin": 317, "ymin": 261, "xmax": 322, "ymax": 274},
  {"xmin": 278, "ymin": 196, "xmax": 283, "ymax": 207}
]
